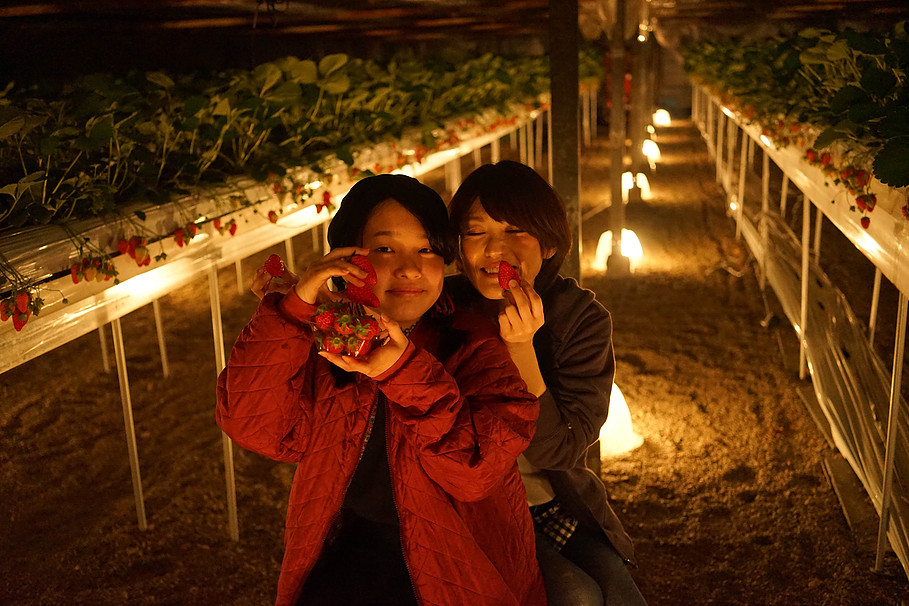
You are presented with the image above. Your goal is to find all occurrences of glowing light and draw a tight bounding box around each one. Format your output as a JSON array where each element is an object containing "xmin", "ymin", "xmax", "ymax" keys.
[
  {"xmin": 646, "ymin": 124, "xmax": 655, "ymax": 135},
  {"xmin": 652, "ymin": 109, "xmax": 671, "ymax": 126},
  {"xmin": 309, "ymin": 180, "xmax": 323, "ymax": 190},
  {"xmin": 621, "ymin": 172, "xmax": 652, "ymax": 202},
  {"xmin": 729, "ymin": 201, "xmax": 739, "ymax": 212},
  {"xmin": 637, "ymin": 34, "xmax": 646, "ymax": 42},
  {"xmin": 721, "ymin": 106, "xmax": 734, "ymax": 118},
  {"xmin": 642, "ymin": 139, "xmax": 661, "ymax": 163},
  {"xmin": 592, "ymin": 229, "xmax": 643, "ymax": 272},
  {"xmin": 760, "ymin": 135, "xmax": 772, "ymax": 147},
  {"xmin": 599, "ymin": 383, "xmax": 644, "ymax": 457}
]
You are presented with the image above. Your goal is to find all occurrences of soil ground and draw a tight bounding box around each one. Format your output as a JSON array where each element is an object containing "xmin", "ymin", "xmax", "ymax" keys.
[{"xmin": 2, "ymin": 121, "xmax": 908, "ymax": 605}]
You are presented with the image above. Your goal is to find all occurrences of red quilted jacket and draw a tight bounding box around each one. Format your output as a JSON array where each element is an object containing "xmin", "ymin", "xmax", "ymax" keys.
[{"xmin": 216, "ymin": 291, "xmax": 546, "ymax": 606}]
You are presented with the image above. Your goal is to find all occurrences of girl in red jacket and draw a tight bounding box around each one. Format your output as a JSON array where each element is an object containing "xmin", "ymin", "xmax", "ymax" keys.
[{"xmin": 217, "ymin": 174, "xmax": 545, "ymax": 606}]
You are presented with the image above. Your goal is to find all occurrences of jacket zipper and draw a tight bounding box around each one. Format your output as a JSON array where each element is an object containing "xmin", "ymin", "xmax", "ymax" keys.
[{"xmin": 385, "ymin": 394, "xmax": 422, "ymax": 606}]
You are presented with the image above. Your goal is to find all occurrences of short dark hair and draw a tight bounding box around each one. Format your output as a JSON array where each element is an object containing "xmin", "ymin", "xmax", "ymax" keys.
[
  {"xmin": 448, "ymin": 161, "xmax": 571, "ymax": 289},
  {"xmin": 328, "ymin": 174, "xmax": 456, "ymax": 264}
]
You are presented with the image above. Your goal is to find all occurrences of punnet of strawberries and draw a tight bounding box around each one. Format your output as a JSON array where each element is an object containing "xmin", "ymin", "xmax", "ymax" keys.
[{"xmin": 310, "ymin": 300, "xmax": 382, "ymax": 358}]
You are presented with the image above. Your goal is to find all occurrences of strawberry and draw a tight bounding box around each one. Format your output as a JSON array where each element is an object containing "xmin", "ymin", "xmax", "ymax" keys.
[
  {"xmin": 805, "ymin": 149, "xmax": 818, "ymax": 164},
  {"xmin": 355, "ymin": 316, "xmax": 381, "ymax": 339},
  {"xmin": 12, "ymin": 308, "xmax": 30, "ymax": 332},
  {"xmin": 213, "ymin": 218, "xmax": 222, "ymax": 230},
  {"xmin": 820, "ymin": 153, "xmax": 831, "ymax": 167},
  {"xmin": 313, "ymin": 309, "xmax": 337, "ymax": 331},
  {"xmin": 498, "ymin": 261, "xmax": 520, "ymax": 291},
  {"xmin": 71, "ymin": 264, "xmax": 81, "ymax": 284},
  {"xmin": 134, "ymin": 245, "xmax": 149, "ymax": 266},
  {"xmin": 0, "ymin": 300, "xmax": 10, "ymax": 321},
  {"xmin": 186, "ymin": 223, "xmax": 198, "ymax": 237},
  {"xmin": 317, "ymin": 191, "xmax": 331, "ymax": 213},
  {"xmin": 861, "ymin": 217, "xmax": 871, "ymax": 229},
  {"xmin": 322, "ymin": 334, "xmax": 346, "ymax": 354},
  {"xmin": 333, "ymin": 312, "xmax": 358, "ymax": 335},
  {"xmin": 15, "ymin": 292, "xmax": 30, "ymax": 314},
  {"xmin": 268, "ymin": 210, "xmax": 279, "ymax": 223},
  {"xmin": 118, "ymin": 239, "xmax": 129, "ymax": 255},
  {"xmin": 344, "ymin": 284, "xmax": 380, "ymax": 308},
  {"xmin": 174, "ymin": 228, "xmax": 186, "ymax": 247},
  {"xmin": 229, "ymin": 221, "xmax": 238, "ymax": 236},
  {"xmin": 857, "ymin": 193, "xmax": 877, "ymax": 212},
  {"xmin": 264, "ymin": 254, "xmax": 284, "ymax": 277},
  {"xmin": 349, "ymin": 255, "xmax": 377, "ymax": 285},
  {"xmin": 346, "ymin": 334, "xmax": 371, "ymax": 357},
  {"xmin": 854, "ymin": 170, "xmax": 870, "ymax": 187}
]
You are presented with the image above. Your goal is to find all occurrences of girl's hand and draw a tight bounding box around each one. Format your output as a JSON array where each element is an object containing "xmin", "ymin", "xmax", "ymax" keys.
[
  {"xmin": 293, "ymin": 247, "xmax": 371, "ymax": 305},
  {"xmin": 250, "ymin": 266, "xmax": 300, "ymax": 300},
  {"xmin": 318, "ymin": 314, "xmax": 410, "ymax": 378},
  {"xmin": 498, "ymin": 278, "xmax": 545, "ymax": 345}
]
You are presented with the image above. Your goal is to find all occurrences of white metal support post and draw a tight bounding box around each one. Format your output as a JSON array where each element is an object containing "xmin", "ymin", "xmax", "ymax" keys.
[
  {"xmin": 472, "ymin": 147, "xmax": 482, "ymax": 168},
  {"xmin": 284, "ymin": 238, "xmax": 296, "ymax": 273},
  {"xmin": 234, "ymin": 260, "xmax": 243, "ymax": 294},
  {"xmin": 799, "ymin": 193, "xmax": 811, "ymax": 380},
  {"xmin": 98, "ymin": 324, "xmax": 111, "ymax": 373},
  {"xmin": 780, "ymin": 175, "xmax": 790, "ymax": 217},
  {"xmin": 518, "ymin": 124, "xmax": 527, "ymax": 164},
  {"xmin": 736, "ymin": 135, "xmax": 747, "ymax": 236},
  {"xmin": 725, "ymin": 116, "xmax": 736, "ymax": 192},
  {"xmin": 582, "ymin": 88, "xmax": 591, "ymax": 147},
  {"xmin": 870, "ymin": 269, "xmax": 883, "ymax": 344},
  {"xmin": 590, "ymin": 89, "xmax": 597, "ymax": 142},
  {"xmin": 110, "ymin": 317, "xmax": 147, "ymax": 530},
  {"xmin": 509, "ymin": 129, "xmax": 517, "ymax": 150},
  {"xmin": 875, "ymin": 292, "xmax": 908, "ymax": 571},
  {"xmin": 152, "ymin": 299, "xmax": 170, "ymax": 378},
  {"xmin": 760, "ymin": 151, "xmax": 770, "ymax": 289},
  {"xmin": 813, "ymin": 207, "xmax": 823, "ymax": 258},
  {"xmin": 208, "ymin": 268, "xmax": 239, "ymax": 541},
  {"xmin": 535, "ymin": 114, "xmax": 544, "ymax": 169},
  {"xmin": 526, "ymin": 122, "xmax": 535, "ymax": 168},
  {"xmin": 491, "ymin": 137, "xmax": 501, "ymax": 164},
  {"xmin": 716, "ymin": 110, "xmax": 725, "ymax": 185}
]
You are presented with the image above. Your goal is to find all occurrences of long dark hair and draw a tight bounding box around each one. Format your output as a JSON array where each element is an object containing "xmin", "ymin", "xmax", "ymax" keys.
[
  {"xmin": 448, "ymin": 161, "xmax": 571, "ymax": 290},
  {"xmin": 328, "ymin": 174, "xmax": 456, "ymax": 263}
]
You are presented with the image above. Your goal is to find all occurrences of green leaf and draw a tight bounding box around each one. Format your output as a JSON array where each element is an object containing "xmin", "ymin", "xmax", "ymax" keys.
[
  {"xmin": 848, "ymin": 101, "xmax": 886, "ymax": 123},
  {"xmin": 860, "ymin": 67, "xmax": 897, "ymax": 98},
  {"xmin": 253, "ymin": 62, "xmax": 283, "ymax": 94},
  {"xmin": 0, "ymin": 111, "xmax": 25, "ymax": 140},
  {"xmin": 872, "ymin": 136, "xmax": 909, "ymax": 187},
  {"xmin": 879, "ymin": 107, "xmax": 909, "ymax": 138},
  {"xmin": 183, "ymin": 95, "xmax": 206, "ymax": 116},
  {"xmin": 825, "ymin": 39, "xmax": 852, "ymax": 62},
  {"xmin": 830, "ymin": 85, "xmax": 866, "ymax": 114},
  {"xmin": 319, "ymin": 54, "xmax": 348, "ymax": 77},
  {"xmin": 335, "ymin": 145, "xmax": 354, "ymax": 166},
  {"xmin": 813, "ymin": 126, "xmax": 847, "ymax": 149},
  {"xmin": 38, "ymin": 136, "xmax": 59, "ymax": 156},
  {"xmin": 89, "ymin": 116, "xmax": 114, "ymax": 142},
  {"xmin": 146, "ymin": 71, "xmax": 175, "ymax": 90},
  {"xmin": 26, "ymin": 202, "xmax": 53, "ymax": 223},
  {"xmin": 320, "ymin": 75, "xmax": 350, "ymax": 95},
  {"xmin": 289, "ymin": 60, "xmax": 318, "ymax": 84},
  {"xmin": 212, "ymin": 98, "xmax": 231, "ymax": 116},
  {"xmin": 265, "ymin": 81, "xmax": 302, "ymax": 106}
]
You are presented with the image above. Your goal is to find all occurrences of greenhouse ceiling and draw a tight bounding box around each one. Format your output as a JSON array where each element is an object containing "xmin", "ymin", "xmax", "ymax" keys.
[{"xmin": 1, "ymin": 0, "xmax": 907, "ymax": 40}]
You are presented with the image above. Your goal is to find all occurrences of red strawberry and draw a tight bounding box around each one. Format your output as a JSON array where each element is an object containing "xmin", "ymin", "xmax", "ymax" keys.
[
  {"xmin": 71, "ymin": 264, "xmax": 81, "ymax": 284},
  {"xmin": 186, "ymin": 223, "xmax": 198, "ymax": 237},
  {"xmin": 346, "ymin": 334, "xmax": 371, "ymax": 357},
  {"xmin": 322, "ymin": 334, "xmax": 346, "ymax": 354},
  {"xmin": 213, "ymin": 218, "xmax": 222, "ymax": 230},
  {"xmin": 174, "ymin": 228, "xmax": 185, "ymax": 247},
  {"xmin": 355, "ymin": 316, "xmax": 381, "ymax": 339},
  {"xmin": 229, "ymin": 221, "xmax": 238, "ymax": 236},
  {"xmin": 498, "ymin": 261, "xmax": 520, "ymax": 291},
  {"xmin": 0, "ymin": 300, "xmax": 10, "ymax": 321},
  {"xmin": 805, "ymin": 149, "xmax": 818, "ymax": 163},
  {"xmin": 349, "ymin": 255, "xmax": 377, "ymax": 285},
  {"xmin": 313, "ymin": 309, "xmax": 337, "ymax": 331},
  {"xmin": 118, "ymin": 239, "xmax": 129, "ymax": 255},
  {"xmin": 861, "ymin": 217, "xmax": 871, "ymax": 229},
  {"xmin": 820, "ymin": 153, "xmax": 831, "ymax": 167},
  {"xmin": 345, "ymin": 284, "xmax": 380, "ymax": 308},
  {"xmin": 333, "ymin": 312, "xmax": 358, "ymax": 335},
  {"xmin": 12, "ymin": 308, "xmax": 30, "ymax": 331},
  {"xmin": 134, "ymin": 246, "xmax": 149, "ymax": 266},
  {"xmin": 854, "ymin": 170, "xmax": 870, "ymax": 187},
  {"xmin": 268, "ymin": 210, "xmax": 279, "ymax": 223},
  {"xmin": 15, "ymin": 292, "xmax": 30, "ymax": 314},
  {"xmin": 264, "ymin": 254, "xmax": 284, "ymax": 277}
]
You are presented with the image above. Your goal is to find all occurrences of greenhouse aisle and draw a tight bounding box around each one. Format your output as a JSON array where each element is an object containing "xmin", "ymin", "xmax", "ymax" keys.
[{"xmin": 1, "ymin": 120, "xmax": 908, "ymax": 605}]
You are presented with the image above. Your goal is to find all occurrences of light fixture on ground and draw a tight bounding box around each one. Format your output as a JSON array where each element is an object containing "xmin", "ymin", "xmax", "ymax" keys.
[
  {"xmin": 599, "ymin": 383, "xmax": 644, "ymax": 457},
  {"xmin": 652, "ymin": 109, "xmax": 671, "ymax": 126},
  {"xmin": 621, "ymin": 172, "xmax": 652, "ymax": 202},
  {"xmin": 592, "ymin": 228, "xmax": 643, "ymax": 273},
  {"xmin": 642, "ymin": 139, "xmax": 661, "ymax": 169}
]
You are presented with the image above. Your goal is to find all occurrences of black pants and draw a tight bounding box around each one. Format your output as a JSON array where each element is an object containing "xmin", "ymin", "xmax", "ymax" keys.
[{"xmin": 296, "ymin": 515, "xmax": 417, "ymax": 606}]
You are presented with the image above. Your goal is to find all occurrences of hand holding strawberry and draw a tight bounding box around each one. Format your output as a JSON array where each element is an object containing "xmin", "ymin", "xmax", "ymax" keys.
[
  {"xmin": 343, "ymin": 255, "xmax": 380, "ymax": 307},
  {"xmin": 498, "ymin": 278, "xmax": 545, "ymax": 346},
  {"xmin": 310, "ymin": 301, "xmax": 383, "ymax": 359},
  {"xmin": 292, "ymin": 247, "xmax": 370, "ymax": 305},
  {"xmin": 318, "ymin": 314, "xmax": 409, "ymax": 377}
]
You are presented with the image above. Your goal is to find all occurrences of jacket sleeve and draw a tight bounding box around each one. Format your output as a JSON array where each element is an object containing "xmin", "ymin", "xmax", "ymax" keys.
[
  {"xmin": 215, "ymin": 291, "xmax": 321, "ymax": 463},
  {"xmin": 522, "ymin": 301, "xmax": 615, "ymax": 470},
  {"xmin": 377, "ymin": 334, "xmax": 538, "ymax": 502}
]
